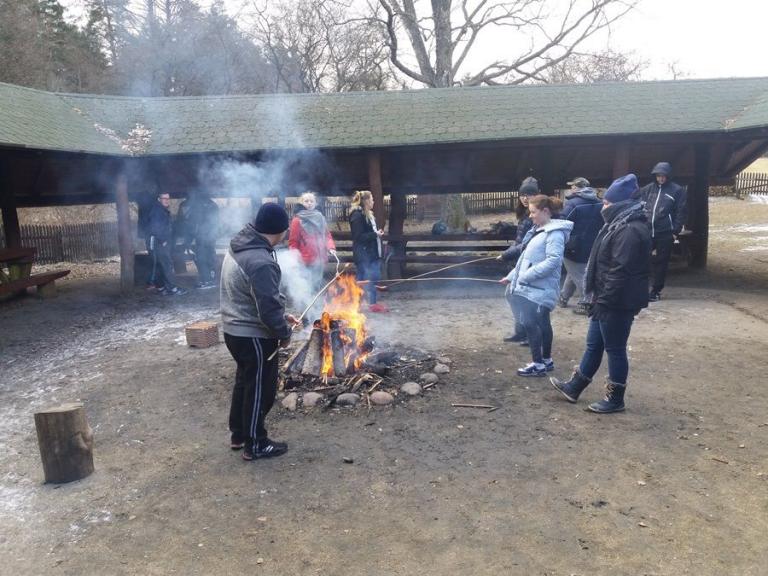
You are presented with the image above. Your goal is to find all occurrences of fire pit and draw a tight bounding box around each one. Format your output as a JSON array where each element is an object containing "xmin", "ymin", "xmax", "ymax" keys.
[
  {"xmin": 283, "ymin": 273, "xmax": 375, "ymax": 380},
  {"xmin": 277, "ymin": 273, "xmax": 447, "ymax": 410}
]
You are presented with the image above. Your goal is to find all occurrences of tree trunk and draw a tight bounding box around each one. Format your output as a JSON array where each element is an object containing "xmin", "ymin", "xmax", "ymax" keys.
[{"xmin": 34, "ymin": 403, "xmax": 94, "ymax": 484}]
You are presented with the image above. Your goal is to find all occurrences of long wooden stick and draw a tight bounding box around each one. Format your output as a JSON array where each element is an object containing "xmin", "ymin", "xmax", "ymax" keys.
[
  {"xmin": 451, "ymin": 403, "xmax": 497, "ymax": 410},
  {"xmin": 380, "ymin": 255, "xmax": 499, "ymax": 288},
  {"xmin": 360, "ymin": 276, "xmax": 501, "ymax": 284},
  {"xmin": 268, "ymin": 264, "xmax": 351, "ymax": 362}
]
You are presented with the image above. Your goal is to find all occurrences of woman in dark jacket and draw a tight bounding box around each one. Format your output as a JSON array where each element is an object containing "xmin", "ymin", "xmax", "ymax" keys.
[
  {"xmin": 349, "ymin": 190, "xmax": 386, "ymax": 312},
  {"xmin": 550, "ymin": 174, "xmax": 651, "ymax": 413}
]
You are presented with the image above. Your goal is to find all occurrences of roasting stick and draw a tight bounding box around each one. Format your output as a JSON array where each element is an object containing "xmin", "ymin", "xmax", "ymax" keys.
[
  {"xmin": 360, "ymin": 276, "xmax": 501, "ymax": 285},
  {"xmin": 389, "ymin": 255, "xmax": 498, "ymax": 286},
  {"xmin": 267, "ymin": 263, "xmax": 351, "ymax": 361}
]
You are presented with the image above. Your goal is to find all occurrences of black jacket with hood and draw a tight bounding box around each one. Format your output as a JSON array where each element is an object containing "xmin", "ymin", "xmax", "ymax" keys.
[
  {"xmin": 637, "ymin": 166, "xmax": 687, "ymax": 237},
  {"xmin": 562, "ymin": 187, "xmax": 603, "ymax": 263},
  {"xmin": 220, "ymin": 223, "xmax": 291, "ymax": 339},
  {"xmin": 585, "ymin": 200, "xmax": 651, "ymax": 316}
]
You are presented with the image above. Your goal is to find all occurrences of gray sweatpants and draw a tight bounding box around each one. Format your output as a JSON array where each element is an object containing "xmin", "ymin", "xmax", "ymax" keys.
[{"xmin": 560, "ymin": 258, "xmax": 588, "ymax": 303}]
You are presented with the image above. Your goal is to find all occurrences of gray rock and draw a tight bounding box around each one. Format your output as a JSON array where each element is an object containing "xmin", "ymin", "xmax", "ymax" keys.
[
  {"xmin": 433, "ymin": 363, "xmax": 451, "ymax": 374},
  {"xmin": 437, "ymin": 356, "xmax": 452, "ymax": 365},
  {"xmin": 302, "ymin": 392, "xmax": 324, "ymax": 408},
  {"xmin": 281, "ymin": 392, "xmax": 298, "ymax": 412},
  {"xmin": 370, "ymin": 391, "xmax": 395, "ymax": 405},
  {"xmin": 420, "ymin": 372, "xmax": 439, "ymax": 384},
  {"xmin": 336, "ymin": 393, "xmax": 360, "ymax": 407},
  {"xmin": 401, "ymin": 381, "xmax": 422, "ymax": 396}
]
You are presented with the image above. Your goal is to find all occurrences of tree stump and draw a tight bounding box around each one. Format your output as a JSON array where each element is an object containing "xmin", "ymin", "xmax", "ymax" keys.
[{"xmin": 34, "ymin": 403, "xmax": 94, "ymax": 484}]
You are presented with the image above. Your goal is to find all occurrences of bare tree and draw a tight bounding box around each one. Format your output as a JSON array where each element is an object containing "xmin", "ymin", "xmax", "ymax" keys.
[
  {"xmin": 374, "ymin": 0, "xmax": 638, "ymax": 88},
  {"xmin": 540, "ymin": 48, "xmax": 646, "ymax": 84},
  {"xmin": 247, "ymin": 0, "xmax": 394, "ymax": 93}
]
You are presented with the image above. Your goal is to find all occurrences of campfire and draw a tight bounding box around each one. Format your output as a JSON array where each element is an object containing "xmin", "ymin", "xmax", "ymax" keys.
[
  {"xmin": 278, "ymin": 272, "xmax": 449, "ymax": 410},
  {"xmin": 283, "ymin": 273, "xmax": 376, "ymax": 379}
]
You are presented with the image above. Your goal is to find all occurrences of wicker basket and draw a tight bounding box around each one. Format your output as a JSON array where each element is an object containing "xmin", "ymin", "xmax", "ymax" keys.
[{"xmin": 185, "ymin": 321, "xmax": 219, "ymax": 348}]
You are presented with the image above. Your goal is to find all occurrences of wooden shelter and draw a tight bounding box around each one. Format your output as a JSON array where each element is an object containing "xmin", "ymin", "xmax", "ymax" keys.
[{"xmin": 3, "ymin": 77, "xmax": 768, "ymax": 290}]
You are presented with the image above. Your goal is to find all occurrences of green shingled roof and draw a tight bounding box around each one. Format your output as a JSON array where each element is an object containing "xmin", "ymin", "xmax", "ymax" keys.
[{"xmin": 2, "ymin": 77, "xmax": 768, "ymax": 156}]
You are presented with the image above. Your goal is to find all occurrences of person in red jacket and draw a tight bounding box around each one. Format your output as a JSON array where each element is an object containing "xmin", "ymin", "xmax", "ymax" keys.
[{"xmin": 288, "ymin": 191, "xmax": 336, "ymax": 318}]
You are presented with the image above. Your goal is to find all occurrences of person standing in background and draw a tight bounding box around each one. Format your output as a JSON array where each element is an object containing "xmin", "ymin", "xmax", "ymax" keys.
[
  {"xmin": 559, "ymin": 177, "xmax": 603, "ymax": 314},
  {"xmin": 149, "ymin": 192, "xmax": 185, "ymax": 296},
  {"xmin": 288, "ymin": 191, "xmax": 336, "ymax": 317},
  {"xmin": 349, "ymin": 190, "xmax": 386, "ymax": 313},
  {"xmin": 636, "ymin": 162, "xmax": 687, "ymax": 302}
]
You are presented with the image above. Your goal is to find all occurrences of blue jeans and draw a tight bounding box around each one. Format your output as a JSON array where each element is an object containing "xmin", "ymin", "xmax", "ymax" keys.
[
  {"xmin": 579, "ymin": 312, "xmax": 635, "ymax": 384},
  {"xmin": 356, "ymin": 260, "xmax": 381, "ymax": 304},
  {"xmin": 512, "ymin": 295, "xmax": 552, "ymax": 364}
]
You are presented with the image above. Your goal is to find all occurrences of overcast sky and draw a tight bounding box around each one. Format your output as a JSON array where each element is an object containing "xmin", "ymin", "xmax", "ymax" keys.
[
  {"xmin": 65, "ymin": 0, "xmax": 768, "ymax": 82},
  {"xmin": 605, "ymin": 0, "xmax": 768, "ymax": 79}
]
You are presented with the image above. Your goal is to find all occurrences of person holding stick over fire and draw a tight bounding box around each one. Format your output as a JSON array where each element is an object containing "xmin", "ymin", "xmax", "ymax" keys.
[
  {"xmin": 288, "ymin": 191, "xmax": 337, "ymax": 321},
  {"xmin": 550, "ymin": 174, "xmax": 651, "ymax": 413},
  {"xmin": 497, "ymin": 176, "xmax": 541, "ymax": 345},
  {"xmin": 349, "ymin": 190, "xmax": 387, "ymax": 313},
  {"xmin": 501, "ymin": 195, "xmax": 573, "ymax": 377},
  {"xmin": 220, "ymin": 203, "xmax": 300, "ymax": 460}
]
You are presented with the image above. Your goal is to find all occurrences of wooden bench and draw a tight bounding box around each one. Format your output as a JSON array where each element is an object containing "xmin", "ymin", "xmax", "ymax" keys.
[
  {"xmin": 0, "ymin": 247, "xmax": 70, "ymax": 299},
  {"xmin": 0, "ymin": 270, "xmax": 71, "ymax": 298},
  {"xmin": 330, "ymin": 230, "xmax": 516, "ymax": 277}
]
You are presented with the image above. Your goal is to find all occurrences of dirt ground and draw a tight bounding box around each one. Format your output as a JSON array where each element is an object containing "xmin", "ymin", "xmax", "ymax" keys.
[{"xmin": 1, "ymin": 198, "xmax": 767, "ymax": 575}]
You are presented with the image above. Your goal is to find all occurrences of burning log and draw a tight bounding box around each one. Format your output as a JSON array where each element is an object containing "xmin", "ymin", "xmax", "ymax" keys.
[
  {"xmin": 330, "ymin": 329, "xmax": 347, "ymax": 377},
  {"xmin": 301, "ymin": 328, "xmax": 324, "ymax": 376},
  {"xmin": 284, "ymin": 339, "xmax": 310, "ymax": 374}
]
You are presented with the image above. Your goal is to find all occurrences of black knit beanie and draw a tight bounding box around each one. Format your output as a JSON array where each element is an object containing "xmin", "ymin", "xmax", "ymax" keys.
[{"xmin": 254, "ymin": 202, "xmax": 290, "ymax": 234}]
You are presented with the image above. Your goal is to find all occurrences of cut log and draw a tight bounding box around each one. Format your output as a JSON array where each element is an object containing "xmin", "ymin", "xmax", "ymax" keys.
[
  {"xmin": 301, "ymin": 328, "xmax": 324, "ymax": 376},
  {"xmin": 330, "ymin": 329, "xmax": 347, "ymax": 376},
  {"xmin": 34, "ymin": 403, "xmax": 94, "ymax": 484},
  {"xmin": 283, "ymin": 339, "xmax": 310, "ymax": 374}
]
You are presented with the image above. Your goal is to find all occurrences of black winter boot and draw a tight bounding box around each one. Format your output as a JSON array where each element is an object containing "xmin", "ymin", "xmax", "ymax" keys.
[
  {"xmin": 587, "ymin": 379, "xmax": 626, "ymax": 413},
  {"xmin": 549, "ymin": 368, "xmax": 591, "ymax": 403}
]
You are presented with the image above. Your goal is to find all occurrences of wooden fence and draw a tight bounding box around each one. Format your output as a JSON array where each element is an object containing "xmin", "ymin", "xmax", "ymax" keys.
[
  {"xmin": 293, "ymin": 191, "xmax": 518, "ymax": 223},
  {"xmin": 0, "ymin": 222, "xmax": 120, "ymax": 264},
  {"xmin": 734, "ymin": 172, "xmax": 768, "ymax": 198}
]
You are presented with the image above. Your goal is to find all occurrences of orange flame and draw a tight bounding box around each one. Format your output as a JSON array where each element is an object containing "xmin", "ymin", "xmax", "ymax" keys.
[{"xmin": 317, "ymin": 272, "xmax": 369, "ymax": 376}]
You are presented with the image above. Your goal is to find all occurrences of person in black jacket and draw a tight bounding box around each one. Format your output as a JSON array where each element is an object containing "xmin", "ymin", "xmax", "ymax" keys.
[
  {"xmin": 550, "ymin": 174, "xmax": 651, "ymax": 413},
  {"xmin": 220, "ymin": 203, "xmax": 300, "ymax": 460},
  {"xmin": 148, "ymin": 192, "xmax": 185, "ymax": 296},
  {"xmin": 559, "ymin": 177, "xmax": 603, "ymax": 314},
  {"xmin": 636, "ymin": 162, "xmax": 687, "ymax": 301},
  {"xmin": 349, "ymin": 190, "xmax": 386, "ymax": 313},
  {"xmin": 498, "ymin": 176, "xmax": 540, "ymax": 343}
]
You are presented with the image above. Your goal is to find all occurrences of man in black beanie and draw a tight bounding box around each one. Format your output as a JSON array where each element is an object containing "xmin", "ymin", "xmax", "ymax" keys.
[{"xmin": 220, "ymin": 202, "xmax": 299, "ymax": 460}]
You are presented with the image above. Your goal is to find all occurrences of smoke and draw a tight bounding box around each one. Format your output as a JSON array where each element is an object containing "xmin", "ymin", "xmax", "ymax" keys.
[{"xmin": 275, "ymin": 248, "xmax": 317, "ymax": 315}]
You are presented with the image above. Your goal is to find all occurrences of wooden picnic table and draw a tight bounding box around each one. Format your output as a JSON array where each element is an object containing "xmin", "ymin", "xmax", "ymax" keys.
[{"xmin": 0, "ymin": 246, "xmax": 69, "ymax": 299}]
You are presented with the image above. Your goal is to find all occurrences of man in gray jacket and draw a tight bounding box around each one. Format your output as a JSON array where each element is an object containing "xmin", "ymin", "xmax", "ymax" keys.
[{"xmin": 221, "ymin": 203, "xmax": 299, "ymax": 460}]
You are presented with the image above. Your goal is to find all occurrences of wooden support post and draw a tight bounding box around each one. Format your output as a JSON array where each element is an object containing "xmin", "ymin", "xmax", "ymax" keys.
[
  {"xmin": 538, "ymin": 148, "xmax": 554, "ymax": 195},
  {"xmin": 34, "ymin": 403, "xmax": 94, "ymax": 484},
  {"xmin": 387, "ymin": 191, "xmax": 407, "ymax": 278},
  {"xmin": 115, "ymin": 171, "xmax": 134, "ymax": 292},
  {"xmin": 367, "ymin": 151, "xmax": 386, "ymax": 229},
  {"xmin": 1, "ymin": 159, "xmax": 21, "ymax": 249},
  {"xmin": 613, "ymin": 141, "xmax": 631, "ymax": 178},
  {"xmin": 689, "ymin": 144, "xmax": 710, "ymax": 269}
]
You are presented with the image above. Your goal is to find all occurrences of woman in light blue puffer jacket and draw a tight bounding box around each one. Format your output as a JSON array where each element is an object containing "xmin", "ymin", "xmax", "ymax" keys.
[{"xmin": 501, "ymin": 195, "xmax": 573, "ymax": 377}]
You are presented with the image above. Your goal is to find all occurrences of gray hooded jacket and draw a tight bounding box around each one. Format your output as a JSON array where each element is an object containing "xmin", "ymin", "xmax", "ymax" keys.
[{"xmin": 220, "ymin": 224, "xmax": 291, "ymax": 339}]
